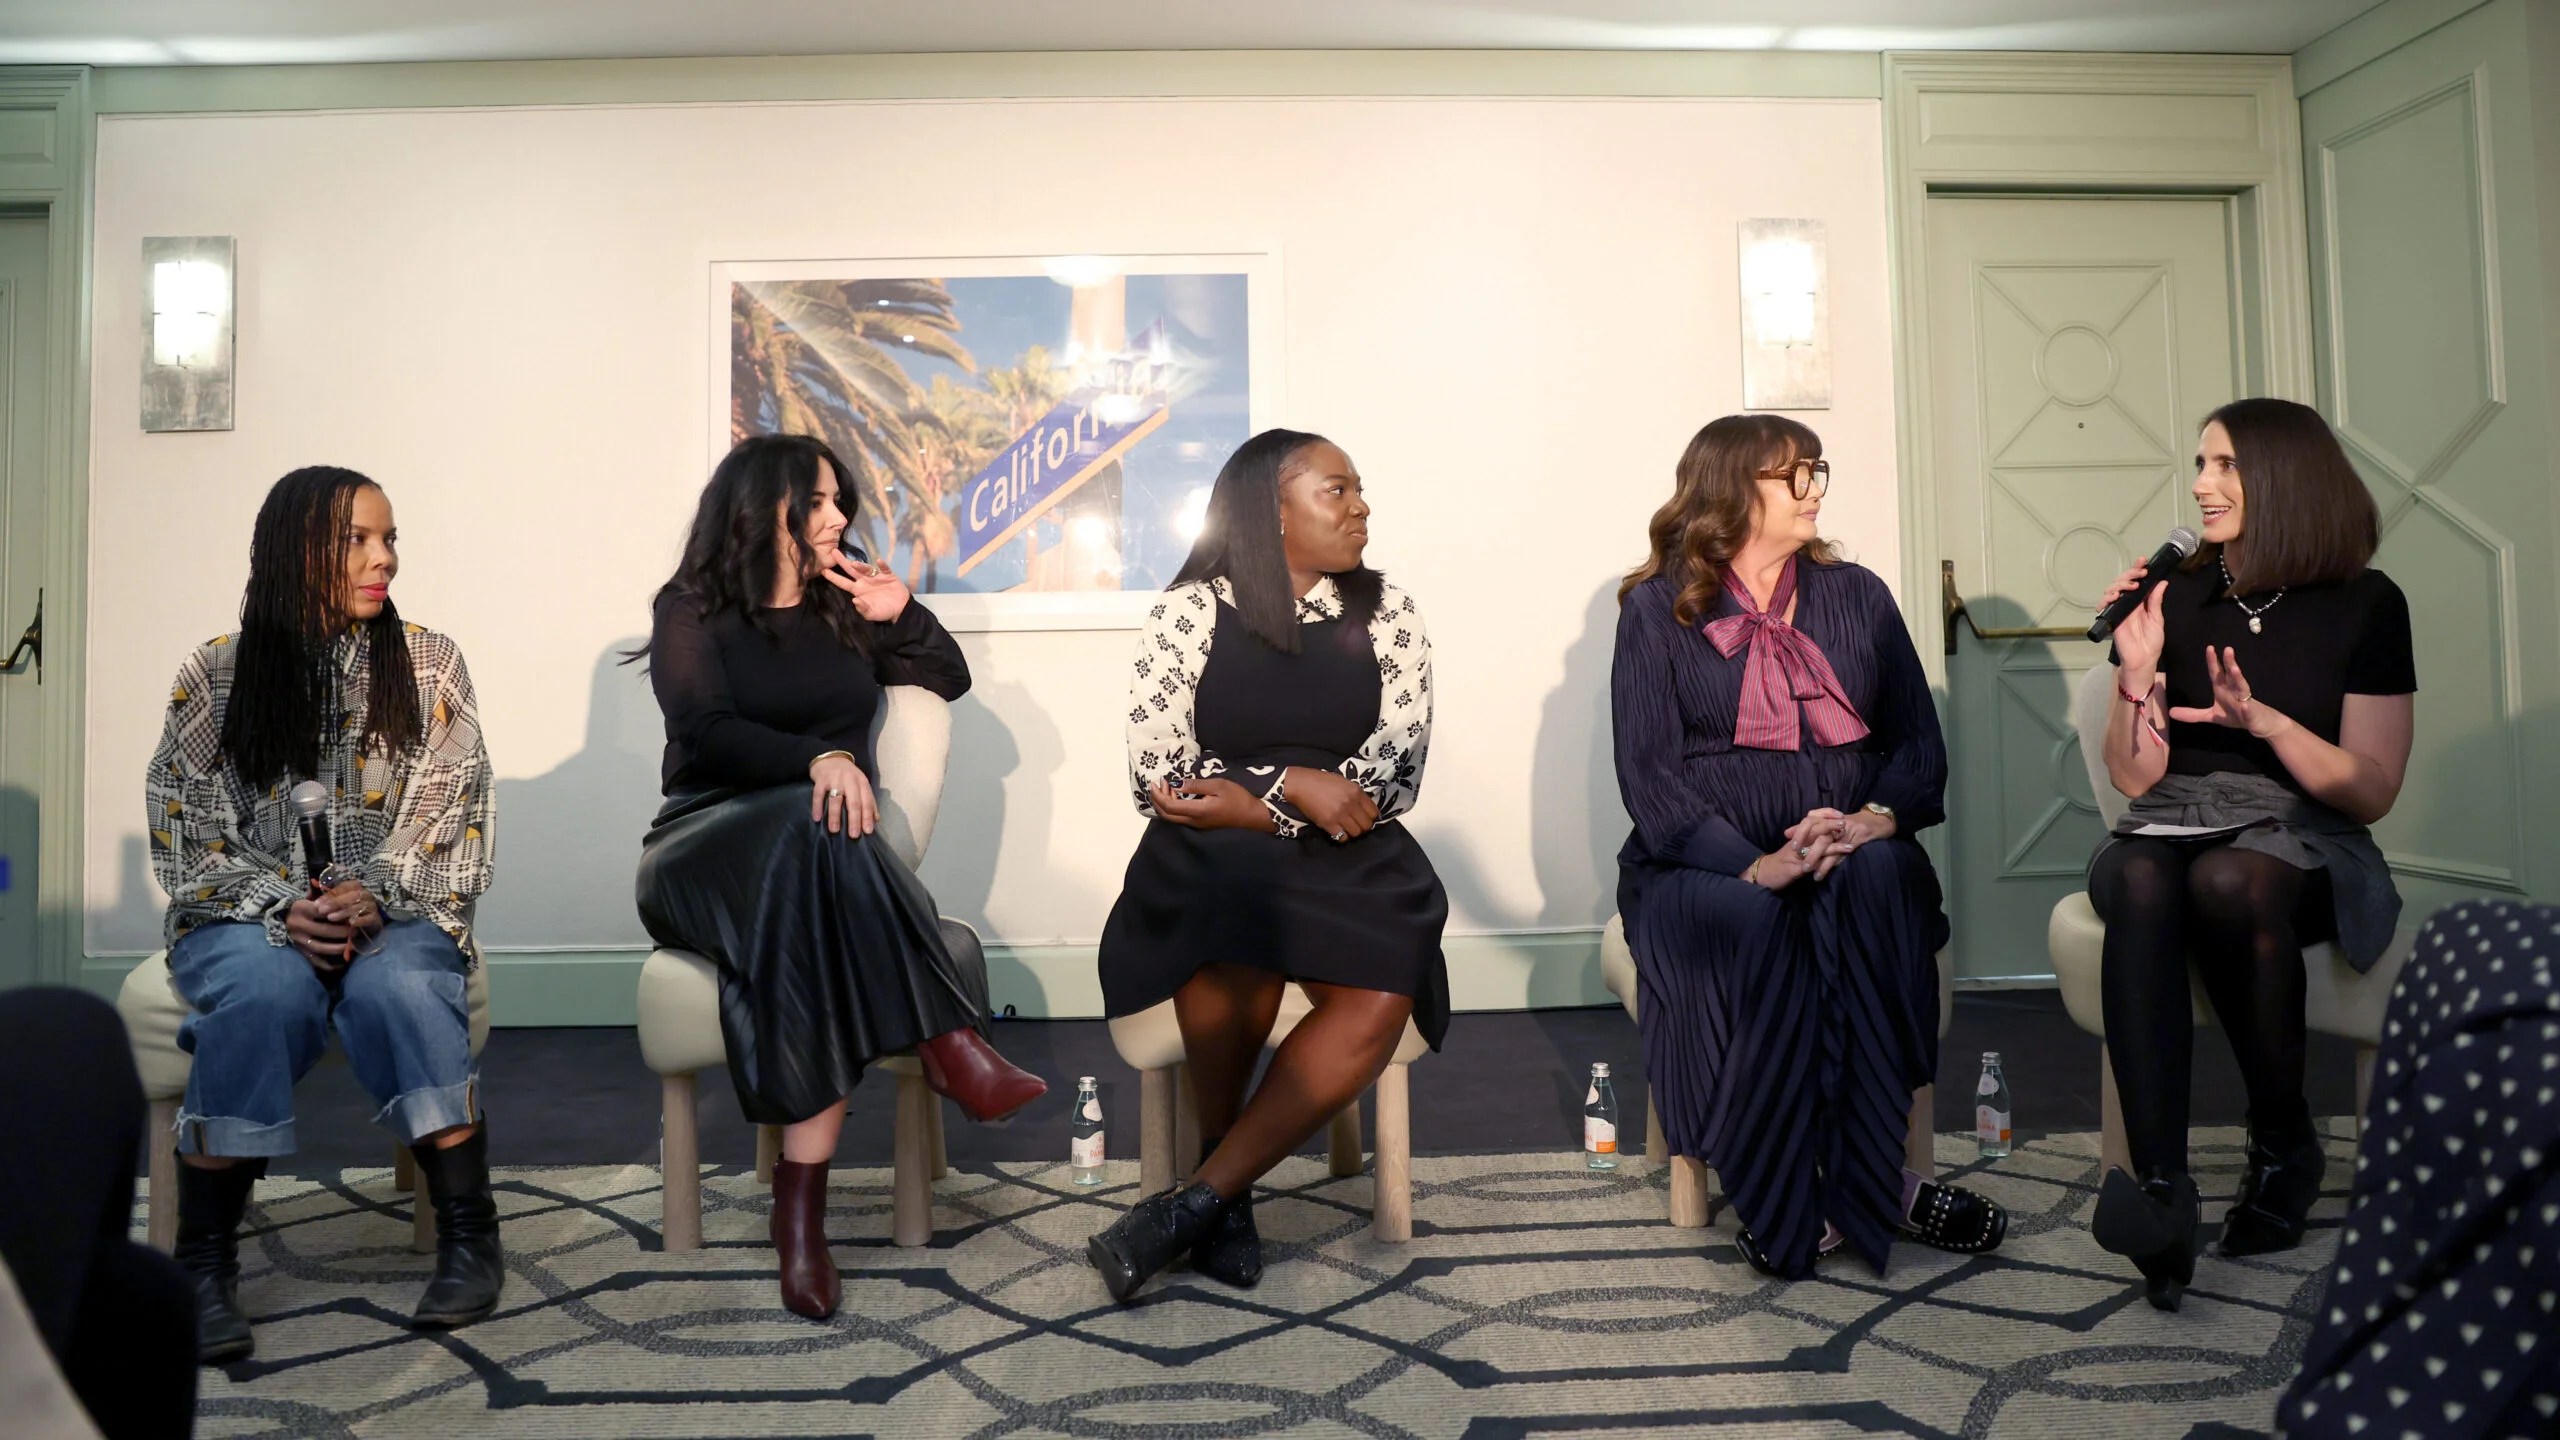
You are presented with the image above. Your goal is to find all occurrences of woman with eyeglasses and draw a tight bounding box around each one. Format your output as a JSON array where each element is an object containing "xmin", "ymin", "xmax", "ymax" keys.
[{"xmin": 1612, "ymin": 414, "xmax": 2006, "ymax": 1279}]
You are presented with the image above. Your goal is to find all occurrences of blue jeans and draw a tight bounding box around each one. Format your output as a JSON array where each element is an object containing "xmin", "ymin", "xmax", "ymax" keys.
[{"xmin": 167, "ymin": 918, "xmax": 476, "ymax": 1157}]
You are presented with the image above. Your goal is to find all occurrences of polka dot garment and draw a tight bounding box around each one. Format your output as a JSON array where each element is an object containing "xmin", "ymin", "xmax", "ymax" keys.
[{"xmin": 2276, "ymin": 900, "xmax": 2560, "ymax": 1439}]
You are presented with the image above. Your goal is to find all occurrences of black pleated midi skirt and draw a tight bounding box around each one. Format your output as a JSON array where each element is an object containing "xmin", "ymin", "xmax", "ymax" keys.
[{"xmin": 636, "ymin": 784, "xmax": 987, "ymax": 1126}]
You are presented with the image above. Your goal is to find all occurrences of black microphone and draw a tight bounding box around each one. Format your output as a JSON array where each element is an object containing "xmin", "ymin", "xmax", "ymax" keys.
[
  {"xmin": 2086, "ymin": 526, "xmax": 2201, "ymax": 643},
  {"xmin": 288, "ymin": 780, "xmax": 334, "ymax": 882}
]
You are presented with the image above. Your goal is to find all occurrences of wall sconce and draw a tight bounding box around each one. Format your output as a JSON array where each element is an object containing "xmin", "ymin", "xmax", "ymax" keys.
[
  {"xmin": 1738, "ymin": 218, "xmax": 1831, "ymax": 410},
  {"xmin": 142, "ymin": 235, "xmax": 234, "ymax": 432}
]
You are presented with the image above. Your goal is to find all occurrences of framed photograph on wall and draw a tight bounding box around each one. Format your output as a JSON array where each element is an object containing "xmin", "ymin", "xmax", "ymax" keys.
[{"xmin": 710, "ymin": 252, "xmax": 1281, "ymax": 632}]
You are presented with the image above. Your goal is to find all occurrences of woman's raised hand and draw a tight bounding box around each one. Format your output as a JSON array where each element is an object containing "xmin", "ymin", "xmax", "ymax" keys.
[
  {"xmin": 820, "ymin": 550, "xmax": 912, "ymax": 624},
  {"xmin": 810, "ymin": 751, "xmax": 878, "ymax": 836},
  {"xmin": 2100, "ymin": 562, "xmax": 2169, "ymax": 676}
]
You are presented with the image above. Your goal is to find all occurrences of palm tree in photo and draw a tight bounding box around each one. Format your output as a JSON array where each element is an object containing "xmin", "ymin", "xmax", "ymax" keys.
[
  {"xmin": 906, "ymin": 374, "xmax": 1012, "ymax": 588},
  {"xmin": 730, "ymin": 277, "xmax": 975, "ymax": 562}
]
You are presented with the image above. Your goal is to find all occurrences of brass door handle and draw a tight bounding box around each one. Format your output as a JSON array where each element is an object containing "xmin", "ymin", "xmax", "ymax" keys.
[
  {"xmin": 2, "ymin": 589, "xmax": 38, "ymax": 683},
  {"xmin": 1941, "ymin": 562, "xmax": 2082, "ymax": 656}
]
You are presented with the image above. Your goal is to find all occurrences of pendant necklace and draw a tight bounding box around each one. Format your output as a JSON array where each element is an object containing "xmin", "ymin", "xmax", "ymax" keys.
[{"xmin": 2220, "ymin": 556, "xmax": 2285, "ymax": 635}]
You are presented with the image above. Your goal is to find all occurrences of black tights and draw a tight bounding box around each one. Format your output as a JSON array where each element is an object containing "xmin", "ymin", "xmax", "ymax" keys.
[{"xmin": 2090, "ymin": 839, "xmax": 2334, "ymax": 1178}]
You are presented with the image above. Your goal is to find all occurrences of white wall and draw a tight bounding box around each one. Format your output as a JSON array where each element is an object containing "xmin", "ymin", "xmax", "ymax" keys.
[{"xmin": 84, "ymin": 95, "xmax": 1902, "ymax": 1011}]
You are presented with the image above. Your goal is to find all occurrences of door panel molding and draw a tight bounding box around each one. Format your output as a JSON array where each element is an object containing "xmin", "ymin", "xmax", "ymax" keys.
[
  {"xmin": 0, "ymin": 66, "xmax": 93, "ymax": 990},
  {"xmin": 1886, "ymin": 52, "xmax": 2315, "ymax": 681}
]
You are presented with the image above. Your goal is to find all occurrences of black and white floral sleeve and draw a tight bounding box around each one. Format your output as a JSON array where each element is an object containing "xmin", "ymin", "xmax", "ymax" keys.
[
  {"xmin": 1125, "ymin": 582, "xmax": 1224, "ymax": 815},
  {"xmin": 1342, "ymin": 584, "xmax": 1433, "ymax": 822}
]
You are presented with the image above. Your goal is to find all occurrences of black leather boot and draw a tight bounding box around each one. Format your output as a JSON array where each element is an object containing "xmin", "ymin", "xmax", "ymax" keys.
[
  {"xmin": 1089, "ymin": 1182, "xmax": 1224, "ymax": 1303},
  {"xmin": 409, "ymin": 1125, "xmax": 504, "ymax": 1328},
  {"xmin": 2093, "ymin": 1168, "xmax": 2201, "ymax": 1312},
  {"xmin": 2219, "ymin": 1128, "xmax": 2326, "ymax": 1257},
  {"xmin": 174, "ymin": 1157, "xmax": 265, "ymax": 1365},
  {"xmin": 1189, "ymin": 1187, "xmax": 1264, "ymax": 1289}
]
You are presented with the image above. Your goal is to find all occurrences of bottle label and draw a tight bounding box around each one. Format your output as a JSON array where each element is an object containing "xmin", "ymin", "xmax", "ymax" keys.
[
  {"xmin": 1976, "ymin": 1071, "xmax": 2001, "ymax": 1097},
  {"xmin": 1585, "ymin": 1116, "xmax": 1617, "ymax": 1153},
  {"xmin": 1975, "ymin": 1106, "xmax": 2010, "ymax": 1143},
  {"xmin": 1080, "ymin": 1096, "xmax": 1102, "ymax": 1123},
  {"xmin": 1071, "ymin": 1132, "xmax": 1105, "ymax": 1168},
  {"xmin": 1585, "ymin": 1084, "xmax": 1599, "ymax": 1105}
]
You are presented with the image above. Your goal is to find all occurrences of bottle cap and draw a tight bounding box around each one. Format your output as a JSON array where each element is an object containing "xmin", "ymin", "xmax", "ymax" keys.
[
  {"xmin": 1077, "ymin": 1075, "xmax": 1096, "ymax": 1086},
  {"xmin": 1981, "ymin": 1052, "xmax": 2000, "ymax": 1064},
  {"xmin": 1592, "ymin": 1062, "xmax": 1611, "ymax": 1078}
]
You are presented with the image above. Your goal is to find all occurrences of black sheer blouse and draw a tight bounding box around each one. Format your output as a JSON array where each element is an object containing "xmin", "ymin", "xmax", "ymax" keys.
[{"xmin": 648, "ymin": 591, "xmax": 970, "ymax": 795}]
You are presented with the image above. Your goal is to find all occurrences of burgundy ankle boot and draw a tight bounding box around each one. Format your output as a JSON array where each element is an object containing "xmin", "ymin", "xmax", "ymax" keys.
[
  {"xmin": 769, "ymin": 1159, "xmax": 840, "ymax": 1320},
  {"xmin": 915, "ymin": 1028, "xmax": 1048, "ymax": 1123}
]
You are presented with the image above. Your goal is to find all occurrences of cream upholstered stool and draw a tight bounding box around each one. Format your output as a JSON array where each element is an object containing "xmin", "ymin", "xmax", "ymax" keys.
[
  {"xmin": 115, "ymin": 935, "xmax": 492, "ymax": 1256},
  {"xmin": 0, "ymin": 1260, "xmax": 104, "ymax": 1440},
  {"xmin": 637, "ymin": 685, "xmax": 967, "ymax": 1252},
  {"xmin": 2046, "ymin": 663, "xmax": 2416, "ymax": 1175},
  {"xmin": 1601, "ymin": 914, "xmax": 1954, "ymax": 1227},
  {"xmin": 1106, "ymin": 987, "xmax": 1432, "ymax": 1242}
]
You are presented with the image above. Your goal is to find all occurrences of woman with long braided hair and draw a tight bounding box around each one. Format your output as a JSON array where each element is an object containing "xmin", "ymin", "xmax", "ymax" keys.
[{"xmin": 149, "ymin": 466, "xmax": 499, "ymax": 1363}]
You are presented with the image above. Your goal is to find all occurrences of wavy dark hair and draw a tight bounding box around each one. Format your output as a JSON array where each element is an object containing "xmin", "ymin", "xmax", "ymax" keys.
[
  {"xmin": 2188, "ymin": 398, "xmax": 2379, "ymax": 593},
  {"xmin": 1620, "ymin": 413, "xmax": 1841, "ymax": 626},
  {"xmin": 1169, "ymin": 428, "xmax": 1383, "ymax": 652},
  {"xmin": 219, "ymin": 467, "xmax": 422, "ymax": 789},
  {"xmin": 630, "ymin": 434, "xmax": 871, "ymax": 662}
]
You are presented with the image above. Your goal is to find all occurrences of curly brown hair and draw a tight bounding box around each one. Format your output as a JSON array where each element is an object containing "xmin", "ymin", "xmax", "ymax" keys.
[{"xmin": 1620, "ymin": 413, "xmax": 1841, "ymax": 626}]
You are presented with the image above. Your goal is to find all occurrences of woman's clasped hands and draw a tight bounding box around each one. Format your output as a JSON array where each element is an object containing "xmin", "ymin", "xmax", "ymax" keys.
[{"xmin": 1749, "ymin": 804, "xmax": 1895, "ymax": 890}]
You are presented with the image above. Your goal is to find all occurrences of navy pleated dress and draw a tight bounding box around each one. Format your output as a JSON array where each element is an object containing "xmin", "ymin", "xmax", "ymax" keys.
[{"xmin": 1613, "ymin": 558, "xmax": 1951, "ymax": 1278}]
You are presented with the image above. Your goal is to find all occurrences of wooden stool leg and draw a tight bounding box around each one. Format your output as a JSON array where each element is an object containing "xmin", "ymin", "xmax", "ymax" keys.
[
  {"xmin": 1371, "ymin": 1065, "xmax": 1412, "ymax": 1242},
  {"xmin": 1904, "ymin": 1084, "xmax": 1936, "ymax": 1179},
  {"xmin": 756, "ymin": 1123, "xmax": 782, "ymax": 1186},
  {"xmin": 1645, "ymin": 1085, "xmax": 1667, "ymax": 1165},
  {"xmin": 410, "ymin": 1145, "xmax": 436, "ymax": 1254},
  {"xmin": 2099, "ymin": 1043, "xmax": 2133, "ymax": 1177},
  {"xmin": 2352, "ymin": 1044, "xmax": 2377, "ymax": 1138},
  {"xmin": 660, "ymin": 1072, "xmax": 702, "ymax": 1252},
  {"xmin": 1669, "ymin": 1157, "xmax": 1711, "ymax": 1228},
  {"xmin": 892, "ymin": 1073, "xmax": 933, "ymax": 1247},
  {"xmin": 146, "ymin": 1099, "xmax": 180, "ymax": 1253},
  {"xmin": 1173, "ymin": 1063, "xmax": 1201, "ymax": 1178},
  {"xmin": 927, "ymin": 1095, "xmax": 949, "ymax": 1181},
  {"xmin": 393, "ymin": 1145, "xmax": 418, "ymax": 1192},
  {"xmin": 1328, "ymin": 1103, "xmax": 1365, "ymax": 1178},
  {"xmin": 1139, "ymin": 1067, "xmax": 1175, "ymax": 1198}
]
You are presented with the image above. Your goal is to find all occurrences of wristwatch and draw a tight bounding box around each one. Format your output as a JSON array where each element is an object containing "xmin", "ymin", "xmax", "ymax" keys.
[{"xmin": 1863, "ymin": 802, "xmax": 1895, "ymax": 821}]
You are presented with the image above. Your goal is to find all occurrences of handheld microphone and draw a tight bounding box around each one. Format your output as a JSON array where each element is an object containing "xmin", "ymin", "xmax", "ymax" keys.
[
  {"xmin": 287, "ymin": 780, "xmax": 334, "ymax": 883},
  {"xmin": 2086, "ymin": 526, "xmax": 2201, "ymax": 643}
]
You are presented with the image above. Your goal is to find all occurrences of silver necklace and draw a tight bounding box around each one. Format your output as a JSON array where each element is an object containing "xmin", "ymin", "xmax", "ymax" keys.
[{"xmin": 2220, "ymin": 556, "xmax": 2285, "ymax": 634}]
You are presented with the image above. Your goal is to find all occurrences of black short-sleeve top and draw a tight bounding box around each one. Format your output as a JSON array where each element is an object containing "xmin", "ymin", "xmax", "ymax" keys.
[{"xmin": 2120, "ymin": 563, "xmax": 2416, "ymax": 793}]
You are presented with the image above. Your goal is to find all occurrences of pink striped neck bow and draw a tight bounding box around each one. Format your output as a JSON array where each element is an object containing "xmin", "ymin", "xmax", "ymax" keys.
[{"xmin": 1702, "ymin": 557, "xmax": 1870, "ymax": 751}]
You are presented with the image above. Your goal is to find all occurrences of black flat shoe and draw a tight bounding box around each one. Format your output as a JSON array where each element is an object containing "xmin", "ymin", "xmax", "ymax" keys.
[
  {"xmin": 1898, "ymin": 1179, "xmax": 2008, "ymax": 1255},
  {"xmin": 2218, "ymin": 1129, "xmax": 2325, "ymax": 1258},
  {"xmin": 1089, "ymin": 1182, "xmax": 1224, "ymax": 1303},
  {"xmin": 1189, "ymin": 1187, "xmax": 1263, "ymax": 1289},
  {"xmin": 2093, "ymin": 1168, "xmax": 2199, "ymax": 1312},
  {"xmin": 1734, "ymin": 1225, "xmax": 1846, "ymax": 1279}
]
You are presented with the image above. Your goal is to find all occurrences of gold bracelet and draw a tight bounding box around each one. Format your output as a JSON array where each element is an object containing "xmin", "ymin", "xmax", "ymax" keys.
[
  {"xmin": 1744, "ymin": 858, "xmax": 1762, "ymax": 886},
  {"xmin": 808, "ymin": 749, "xmax": 855, "ymax": 776}
]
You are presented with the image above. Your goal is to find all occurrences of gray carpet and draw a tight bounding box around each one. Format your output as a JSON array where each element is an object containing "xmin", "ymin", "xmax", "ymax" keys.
[{"xmin": 168, "ymin": 1125, "xmax": 2346, "ymax": 1438}]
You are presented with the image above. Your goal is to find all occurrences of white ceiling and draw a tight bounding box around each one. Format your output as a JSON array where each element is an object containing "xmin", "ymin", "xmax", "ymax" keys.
[{"xmin": 0, "ymin": 0, "xmax": 2384, "ymax": 68}]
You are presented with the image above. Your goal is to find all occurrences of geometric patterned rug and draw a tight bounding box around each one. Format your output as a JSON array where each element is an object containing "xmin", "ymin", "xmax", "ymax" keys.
[{"xmin": 154, "ymin": 1124, "xmax": 2347, "ymax": 1439}]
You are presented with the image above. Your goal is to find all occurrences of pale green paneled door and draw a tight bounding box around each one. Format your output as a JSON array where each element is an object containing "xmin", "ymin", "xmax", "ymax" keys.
[
  {"xmin": 1926, "ymin": 197, "xmax": 2236, "ymax": 978},
  {"xmin": 2301, "ymin": 0, "xmax": 2559, "ymax": 914},
  {"xmin": 0, "ymin": 216, "xmax": 49, "ymax": 988}
]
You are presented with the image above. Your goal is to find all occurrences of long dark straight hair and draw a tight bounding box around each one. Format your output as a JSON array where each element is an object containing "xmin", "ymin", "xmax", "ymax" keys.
[
  {"xmin": 220, "ymin": 467, "xmax": 422, "ymax": 790},
  {"xmin": 1621, "ymin": 413, "xmax": 1841, "ymax": 627},
  {"xmin": 1169, "ymin": 428, "xmax": 1383, "ymax": 653},
  {"xmin": 2188, "ymin": 398, "xmax": 2380, "ymax": 593},
  {"xmin": 632, "ymin": 433, "xmax": 870, "ymax": 661}
]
